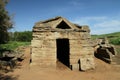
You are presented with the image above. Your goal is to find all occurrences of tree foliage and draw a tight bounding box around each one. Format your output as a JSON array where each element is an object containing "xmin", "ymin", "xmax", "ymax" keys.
[
  {"xmin": 13, "ymin": 31, "xmax": 32, "ymax": 42},
  {"xmin": 0, "ymin": 0, "xmax": 13, "ymax": 44}
]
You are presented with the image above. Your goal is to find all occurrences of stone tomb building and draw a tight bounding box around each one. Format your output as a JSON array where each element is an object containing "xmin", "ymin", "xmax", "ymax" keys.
[{"xmin": 31, "ymin": 17, "xmax": 95, "ymax": 71}]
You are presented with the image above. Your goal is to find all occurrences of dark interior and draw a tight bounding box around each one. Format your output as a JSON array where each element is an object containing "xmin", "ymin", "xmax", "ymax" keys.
[
  {"xmin": 56, "ymin": 21, "xmax": 71, "ymax": 29},
  {"xmin": 56, "ymin": 39, "xmax": 70, "ymax": 67}
]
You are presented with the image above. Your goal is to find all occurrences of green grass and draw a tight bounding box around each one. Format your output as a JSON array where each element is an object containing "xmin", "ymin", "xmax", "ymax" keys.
[
  {"xmin": 115, "ymin": 46, "xmax": 120, "ymax": 54},
  {"xmin": 0, "ymin": 41, "xmax": 31, "ymax": 51},
  {"xmin": 91, "ymin": 32, "xmax": 120, "ymax": 45},
  {"xmin": 91, "ymin": 32, "xmax": 120, "ymax": 54}
]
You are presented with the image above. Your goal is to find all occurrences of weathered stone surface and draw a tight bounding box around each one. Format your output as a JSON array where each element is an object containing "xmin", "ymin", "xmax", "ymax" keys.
[
  {"xmin": 80, "ymin": 57, "xmax": 95, "ymax": 71},
  {"xmin": 94, "ymin": 38, "xmax": 117, "ymax": 63},
  {"xmin": 31, "ymin": 16, "xmax": 95, "ymax": 71}
]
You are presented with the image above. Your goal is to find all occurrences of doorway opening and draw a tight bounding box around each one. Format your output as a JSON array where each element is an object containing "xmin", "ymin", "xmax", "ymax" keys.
[{"xmin": 56, "ymin": 39, "xmax": 70, "ymax": 67}]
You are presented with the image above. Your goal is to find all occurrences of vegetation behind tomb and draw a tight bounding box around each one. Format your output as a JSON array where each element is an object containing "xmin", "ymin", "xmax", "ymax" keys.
[
  {"xmin": 0, "ymin": 31, "xmax": 31, "ymax": 55},
  {"xmin": 10, "ymin": 31, "xmax": 32, "ymax": 42},
  {"xmin": 91, "ymin": 32, "xmax": 120, "ymax": 45},
  {"xmin": 91, "ymin": 32, "xmax": 120, "ymax": 54}
]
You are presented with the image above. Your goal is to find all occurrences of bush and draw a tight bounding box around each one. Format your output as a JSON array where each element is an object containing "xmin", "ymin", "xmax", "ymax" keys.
[
  {"xmin": 13, "ymin": 31, "xmax": 32, "ymax": 42},
  {"xmin": 0, "ymin": 41, "xmax": 30, "ymax": 51},
  {"xmin": 110, "ymin": 38, "xmax": 120, "ymax": 45}
]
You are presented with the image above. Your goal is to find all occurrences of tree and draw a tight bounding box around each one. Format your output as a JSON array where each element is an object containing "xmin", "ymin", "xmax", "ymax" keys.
[
  {"xmin": 13, "ymin": 31, "xmax": 32, "ymax": 42},
  {"xmin": 0, "ymin": 0, "xmax": 13, "ymax": 44}
]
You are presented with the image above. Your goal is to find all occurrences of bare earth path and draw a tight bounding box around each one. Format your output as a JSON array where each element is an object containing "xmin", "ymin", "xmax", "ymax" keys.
[{"xmin": 2, "ymin": 47, "xmax": 120, "ymax": 80}]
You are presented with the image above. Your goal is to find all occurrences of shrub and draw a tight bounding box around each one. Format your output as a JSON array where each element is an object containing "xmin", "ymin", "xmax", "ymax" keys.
[{"xmin": 110, "ymin": 38, "xmax": 120, "ymax": 45}]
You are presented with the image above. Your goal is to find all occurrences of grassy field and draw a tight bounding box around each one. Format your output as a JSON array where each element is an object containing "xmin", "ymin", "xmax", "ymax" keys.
[
  {"xmin": 91, "ymin": 32, "xmax": 120, "ymax": 54},
  {"xmin": 91, "ymin": 32, "xmax": 120, "ymax": 45},
  {"xmin": 0, "ymin": 41, "xmax": 30, "ymax": 51}
]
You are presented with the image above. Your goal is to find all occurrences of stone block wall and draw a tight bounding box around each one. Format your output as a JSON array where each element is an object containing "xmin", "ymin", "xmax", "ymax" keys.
[{"xmin": 31, "ymin": 30, "xmax": 95, "ymax": 71}]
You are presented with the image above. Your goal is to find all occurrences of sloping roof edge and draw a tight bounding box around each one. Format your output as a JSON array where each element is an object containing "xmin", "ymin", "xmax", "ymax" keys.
[{"xmin": 34, "ymin": 16, "xmax": 79, "ymax": 29}]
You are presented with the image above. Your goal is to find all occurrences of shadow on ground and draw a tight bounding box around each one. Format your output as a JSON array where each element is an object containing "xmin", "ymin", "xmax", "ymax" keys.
[{"xmin": 0, "ymin": 73, "xmax": 18, "ymax": 80}]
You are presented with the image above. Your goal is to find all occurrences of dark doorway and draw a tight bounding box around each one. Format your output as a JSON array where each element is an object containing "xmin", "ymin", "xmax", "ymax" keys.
[{"xmin": 56, "ymin": 39, "xmax": 70, "ymax": 67}]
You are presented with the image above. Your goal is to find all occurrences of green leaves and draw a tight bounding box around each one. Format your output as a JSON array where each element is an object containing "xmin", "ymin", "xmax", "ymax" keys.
[
  {"xmin": 13, "ymin": 31, "xmax": 32, "ymax": 42},
  {"xmin": 110, "ymin": 38, "xmax": 120, "ymax": 45},
  {"xmin": 0, "ymin": 0, "xmax": 13, "ymax": 44}
]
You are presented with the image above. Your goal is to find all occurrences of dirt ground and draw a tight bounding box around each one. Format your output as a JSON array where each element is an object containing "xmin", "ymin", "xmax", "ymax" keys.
[{"xmin": 1, "ymin": 47, "xmax": 120, "ymax": 80}]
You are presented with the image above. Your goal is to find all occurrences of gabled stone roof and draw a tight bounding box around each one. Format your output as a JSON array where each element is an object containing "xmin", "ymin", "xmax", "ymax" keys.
[
  {"xmin": 34, "ymin": 16, "xmax": 78, "ymax": 29},
  {"xmin": 33, "ymin": 16, "xmax": 90, "ymax": 32}
]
